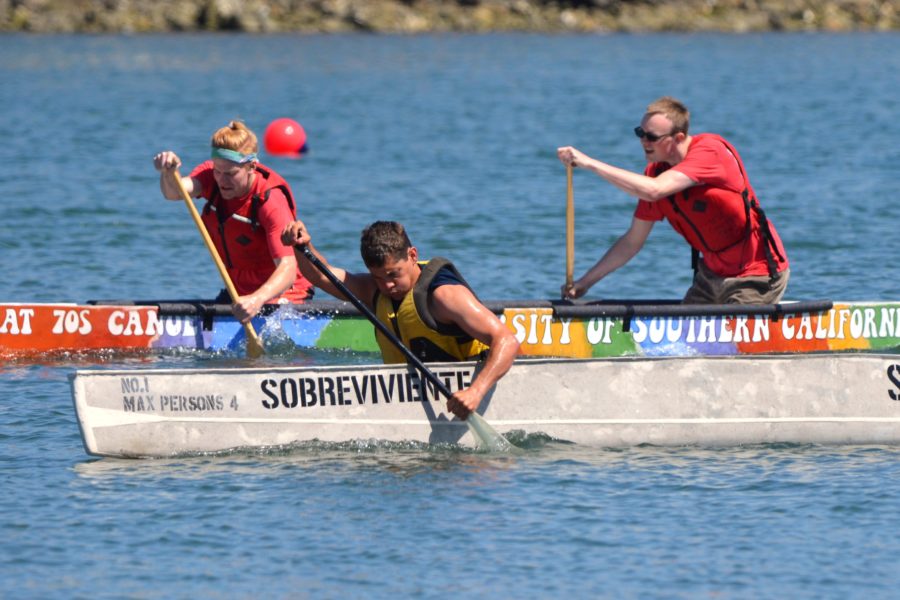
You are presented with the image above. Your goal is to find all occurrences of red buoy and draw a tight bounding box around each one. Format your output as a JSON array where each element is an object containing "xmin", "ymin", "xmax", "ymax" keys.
[{"xmin": 264, "ymin": 118, "xmax": 308, "ymax": 157}]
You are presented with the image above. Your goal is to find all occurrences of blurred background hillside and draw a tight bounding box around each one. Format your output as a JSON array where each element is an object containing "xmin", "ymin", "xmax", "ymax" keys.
[{"xmin": 2, "ymin": 0, "xmax": 897, "ymax": 33}]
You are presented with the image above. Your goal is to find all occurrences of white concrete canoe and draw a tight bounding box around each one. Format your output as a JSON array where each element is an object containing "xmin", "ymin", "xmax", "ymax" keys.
[{"xmin": 70, "ymin": 354, "xmax": 900, "ymax": 457}]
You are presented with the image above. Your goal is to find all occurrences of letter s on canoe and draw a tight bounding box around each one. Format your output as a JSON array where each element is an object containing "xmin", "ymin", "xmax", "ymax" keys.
[
  {"xmin": 889, "ymin": 364, "xmax": 900, "ymax": 401},
  {"xmin": 260, "ymin": 379, "xmax": 280, "ymax": 409}
]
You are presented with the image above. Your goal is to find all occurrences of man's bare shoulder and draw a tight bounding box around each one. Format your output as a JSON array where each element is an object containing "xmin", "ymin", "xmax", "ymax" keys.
[{"xmin": 429, "ymin": 284, "xmax": 488, "ymax": 322}]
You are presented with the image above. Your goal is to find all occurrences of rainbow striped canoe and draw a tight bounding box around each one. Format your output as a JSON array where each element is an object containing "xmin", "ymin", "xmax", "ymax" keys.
[{"xmin": 3, "ymin": 298, "xmax": 899, "ymax": 360}]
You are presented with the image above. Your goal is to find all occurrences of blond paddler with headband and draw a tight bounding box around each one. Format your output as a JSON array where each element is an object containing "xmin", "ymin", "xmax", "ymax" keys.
[{"xmin": 153, "ymin": 120, "xmax": 314, "ymax": 322}]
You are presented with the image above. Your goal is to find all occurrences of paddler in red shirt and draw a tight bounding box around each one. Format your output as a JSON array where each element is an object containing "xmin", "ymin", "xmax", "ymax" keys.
[
  {"xmin": 153, "ymin": 120, "xmax": 313, "ymax": 323},
  {"xmin": 557, "ymin": 96, "xmax": 790, "ymax": 304}
]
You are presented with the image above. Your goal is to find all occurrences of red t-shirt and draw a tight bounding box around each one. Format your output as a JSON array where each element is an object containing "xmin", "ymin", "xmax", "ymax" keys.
[
  {"xmin": 634, "ymin": 134, "xmax": 788, "ymax": 277},
  {"xmin": 190, "ymin": 161, "xmax": 311, "ymax": 300}
]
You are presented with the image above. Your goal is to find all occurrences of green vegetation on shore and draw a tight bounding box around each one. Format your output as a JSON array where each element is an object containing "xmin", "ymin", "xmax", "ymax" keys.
[{"xmin": 2, "ymin": 0, "xmax": 897, "ymax": 33}]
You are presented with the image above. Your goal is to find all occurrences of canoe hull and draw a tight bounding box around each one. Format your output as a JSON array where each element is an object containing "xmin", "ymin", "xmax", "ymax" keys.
[{"xmin": 71, "ymin": 354, "xmax": 900, "ymax": 457}]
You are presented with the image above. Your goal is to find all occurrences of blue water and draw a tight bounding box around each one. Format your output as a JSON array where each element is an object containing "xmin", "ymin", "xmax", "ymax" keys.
[{"xmin": 2, "ymin": 32, "xmax": 899, "ymax": 598}]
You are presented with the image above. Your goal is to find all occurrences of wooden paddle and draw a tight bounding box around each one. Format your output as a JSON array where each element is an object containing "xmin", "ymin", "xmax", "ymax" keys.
[
  {"xmin": 170, "ymin": 171, "xmax": 265, "ymax": 358},
  {"xmin": 299, "ymin": 245, "xmax": 516, "ymax": 452},
  {"xmin": 566, "ymin": 163, "xmax": 574, "ymax": 292}
]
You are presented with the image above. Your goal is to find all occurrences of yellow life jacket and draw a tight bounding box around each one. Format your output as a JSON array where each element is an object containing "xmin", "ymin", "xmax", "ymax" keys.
[{"xmin": 373, "ymin": 258, "xmax": 489, "ymax": 364}]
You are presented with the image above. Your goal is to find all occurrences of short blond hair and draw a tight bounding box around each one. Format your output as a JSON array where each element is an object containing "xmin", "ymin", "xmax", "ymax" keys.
[
  {"xmin": 645, "ymin": 97, "xmax": 690, "ymax": 134},
  {"xmin": 210, "ymin": 120, "xmax": 259, "ymax": 154}
]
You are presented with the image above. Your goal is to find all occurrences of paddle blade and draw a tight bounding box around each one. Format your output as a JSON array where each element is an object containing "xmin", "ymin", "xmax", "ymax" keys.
[
  {"xmin": 243, "ymin": 323, "xmax": 265, "ymax": 358},
  {"xmin": 466, "ymin": 412, "xmax": 520, "ymax": 454}
]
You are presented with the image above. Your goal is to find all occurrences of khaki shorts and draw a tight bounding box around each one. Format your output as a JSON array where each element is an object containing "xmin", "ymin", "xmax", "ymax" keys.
[{"xmin": 683, "ymin": 262, "xmax": 790, "ymax": 305}]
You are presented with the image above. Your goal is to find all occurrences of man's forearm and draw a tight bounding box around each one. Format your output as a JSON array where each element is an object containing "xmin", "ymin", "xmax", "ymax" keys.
[{"xmin": 467, "ymin": 334, "xmax": 519, "ymax": 399}]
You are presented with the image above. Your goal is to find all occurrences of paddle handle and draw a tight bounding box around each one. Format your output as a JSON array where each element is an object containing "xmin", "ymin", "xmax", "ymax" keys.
[
  {"xmin": 299, "ymin": 246, "xmax": 453, "ymax": 399},
  {"xmin": 566, "ymin": 163, "xmax": 574, "ymax": 289},
  {"xmin": 170, "ymin": 171, "xmax": 264, "ymax": 357}
]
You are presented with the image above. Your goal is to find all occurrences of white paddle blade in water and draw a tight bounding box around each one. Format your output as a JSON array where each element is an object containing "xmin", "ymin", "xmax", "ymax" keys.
[{"xmin": 466, "ymin": 413, "xmax": 520, "ymax": 453}]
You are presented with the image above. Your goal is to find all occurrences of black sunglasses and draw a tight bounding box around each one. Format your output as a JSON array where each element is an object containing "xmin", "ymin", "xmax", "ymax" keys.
[{"xmin": 634, "ymin": 126, "xmax": 674, "ymax": 143}]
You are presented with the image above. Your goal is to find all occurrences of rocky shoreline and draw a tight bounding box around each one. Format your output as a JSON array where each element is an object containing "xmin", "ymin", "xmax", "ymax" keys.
[{"xmin": 1, "ymin": 0, "xmax": 897, "ymax": 33}]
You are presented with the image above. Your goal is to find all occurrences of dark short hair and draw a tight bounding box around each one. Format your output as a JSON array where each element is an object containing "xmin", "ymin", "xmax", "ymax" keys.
[{"xmin": 360, "ymin": 221, "xmax": 412, "ymax": 267}]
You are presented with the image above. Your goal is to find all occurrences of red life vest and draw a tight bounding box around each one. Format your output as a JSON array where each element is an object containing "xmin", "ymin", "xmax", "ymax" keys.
[
  {"xmin": 200, "ymin": 164, "xmax": 295, "ymax": 273},
  {"xmin": 654, "ymin": 136, "xmax": 785, "ymax": 278},
  {"xmin": 199, "ymin": 164, "xmax": 313, "ymax": 302}
]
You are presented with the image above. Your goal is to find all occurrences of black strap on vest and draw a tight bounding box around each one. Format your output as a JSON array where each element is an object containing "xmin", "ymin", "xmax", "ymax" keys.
[
  {"xmin": 748, "ymin": 193, "xmax": 785, "ymax": 281},
  {"xmin": 412, "ymin": 258, "xmax": 475, "ymax": 340},
  {"xmin": 204, "ymin": 187, "xmax": 235, "ymax": 269},
  {"xmin": 248, "ymin": 190, "xmax": 268, "ymax": 232},
  {"xmin": 720, "ymin": 139, "xmax": 785, "ymax": 281}
]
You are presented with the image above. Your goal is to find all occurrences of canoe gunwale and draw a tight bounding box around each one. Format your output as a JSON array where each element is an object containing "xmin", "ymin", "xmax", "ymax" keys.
[{"xmin": 85, "ymin": 297, "xmax": 836, "ymax": 320}]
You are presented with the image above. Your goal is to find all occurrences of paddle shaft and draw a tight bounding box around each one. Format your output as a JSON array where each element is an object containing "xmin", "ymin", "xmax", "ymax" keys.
[
  {"xmin": 300, "ymin": 246, "xmax": 455, "ymax": 399},
  {"xmin": 169, "ymin": 170, "xmax": 264, "ymax": 357},
  {"xmin": 566, "ymin": 163, "xmax": 574, "ymax": 288}
]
